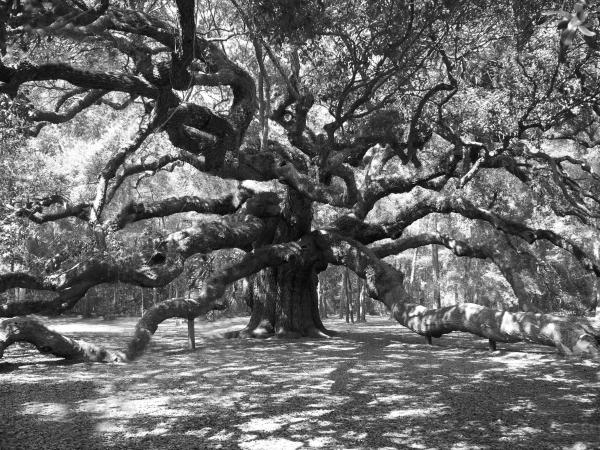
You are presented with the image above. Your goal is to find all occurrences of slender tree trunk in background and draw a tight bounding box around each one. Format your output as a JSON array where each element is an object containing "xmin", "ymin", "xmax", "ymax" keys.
[
  {"xmin": 16, "ymin": 288, "xmax": 26, "ymax": 301},
  {"xmin": 431, "ymin": 216, "xmax": 441, "ymax": 308},
  {"xmin": 94, "ymin": 229, "xmax": 107, "ymax": 250},
  {"xmin": 112, "ymin": 285, "xmax": 117, "ymax": 316},
  {"xmin": 140, "ymin": 288, "xmax": 144, "ymax": 317},
  {"xmin": 83, "ymin": 293, "xmax": 92, "ymax": 317},
  {"xmin": 410, "ymin": 247, "xmax": 418, "ymax": 295},
  {"xmin": 465, "ymin": 259, "xmax": 475, "ymax": 303},
  {"xmin": 339, "ymin": 269, "xmax": 346, "ymax": 319},
  {"xmin": 152, "ymin": 287, "xmax": 157, "ymax": 306},
  {"xmin": 344, "ymin": 269, "xmax": 349, "ymax": 323},
  {"xmin": 357, "ymin": 280, "xmax": 367, "ymax": 322},
  {"xmin": 594, "ymin": 240, "xmax": 600, "ymax": 317},
  {"xmin": 432, "ymin": 243, "xmax": 441, "ymax": 308},
  {"xmin": 318, "ymin": 279, "xmax": 328, "ymax": 319},
  {"xmin": 343, "ymin": 268, "xmax": 354, "ymax": 323},
  {"xmin": 11, "ymin": 259, "xmax": 17, "ymax": 302}
]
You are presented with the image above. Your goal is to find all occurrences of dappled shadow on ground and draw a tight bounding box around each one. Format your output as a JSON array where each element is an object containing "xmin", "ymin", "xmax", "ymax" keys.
[{"xmin": 1, "ymin": 316, "xmax": 599, "ymax": 449}]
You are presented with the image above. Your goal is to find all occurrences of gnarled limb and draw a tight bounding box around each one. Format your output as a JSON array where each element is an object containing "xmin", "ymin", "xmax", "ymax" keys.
[
  {"xmin": 0, "ymin": 214, "xmax": 268, "ymax": 317},
  {"xmin": 110, "ymin": 190, "xmax": 251, "ymax": 230},
  {"xmin": 127, "ymin": 240, "xmax": 311, "ymax": 358},
  {"xmin": 0, "ymin": 240, "xmax": 314, "ymax": 362},
  {"xmin": 12, "ymin": 196, "xmax": 90, "ymax": 223},
  {"xmin": 359, "ymin": 190, "xmax": 600, "ymax": 277},
  {"xmin": 0, "ymin": 61, "xmax": 159, "ymax": 98},
  {"xmin": 316, "ymin": 231, "xmax": 600, "ymax": 358},
  {"xmin": 370, "ymin": 232, "xmax": 562, "ymax": 312},
  {"xmin": 27, "ymin": 89, "xmax": 108, "ymax": 123},
  {"xmin": 89, "ymin": 117, "xmax": 157, "ymax": 224},
  {"xmin": 275, "ymin": 163, "xmax": 357, "ymax": 208},
  {"xmin": 0, "ymin": 316, "xmax": 125, "ymax": 362}
]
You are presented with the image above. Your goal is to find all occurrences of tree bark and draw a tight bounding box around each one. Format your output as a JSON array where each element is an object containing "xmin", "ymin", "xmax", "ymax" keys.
[
  {"xmin": 226, "ymin": 263, "xmax": 329, "ymax": 338},
  {"xmin": 0, "ymin": 317, "xmax": 125, "ymax": 362}
]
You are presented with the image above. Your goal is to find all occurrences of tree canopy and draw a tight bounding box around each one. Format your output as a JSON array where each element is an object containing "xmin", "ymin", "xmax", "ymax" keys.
[{"xmin": 1, "ymin": 0, "xmax": 600, "ymax": 361}]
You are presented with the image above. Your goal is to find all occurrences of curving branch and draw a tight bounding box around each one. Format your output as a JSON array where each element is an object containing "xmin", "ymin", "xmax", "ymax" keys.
[
  {"xmin": 0, "ymin": 61, "xmax": 159, "ymax": 98},
  {"xmin": 393, "ymin": 192, "xmax": 600, "ymax": 274},
  {"xmin": 110, "ymin": 191, "xmax": 251, "ymax": 230},
  {"xmin": 316, "ymin": 231, "xmax": 600, "ymax": 358},
  {"xmin": 0, "ymin": 239, "xmax": 315, "ymax": 362},
  {"xmin": 89, "ymin": 118, "xmax": 157, "ymax": 224},
  {"xmin": 370, "ymin": 232, "xmax": 553, "ymax": 312},
  {"xmin": 12, "ymin": 195, "xmax": 90, "ymax": 223},
  {"xmin": 336, "ymin": 189, "xmax": 600, "ymax": 278},
  {"xmin": 0, "ymin": 316, "xmax": 125, "ymax": 362},
  {"xmin": 126, "ymin": 240, "xmax": 311, "ymax": 359},
  {"xmin": 28, "ymin": 89, "xmax": 108, "ymax": 123},
  {"xmin": 0, "ymin": 214, "xmax": 268, "ymax": 317}
]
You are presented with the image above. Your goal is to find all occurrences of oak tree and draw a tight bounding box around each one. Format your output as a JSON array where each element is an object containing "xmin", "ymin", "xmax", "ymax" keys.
[{"xmin": 1, "ymin": 0, "xmax": 600, "ymax": 361}]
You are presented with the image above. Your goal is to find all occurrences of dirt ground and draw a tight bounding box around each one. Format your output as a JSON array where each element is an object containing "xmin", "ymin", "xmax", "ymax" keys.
[{"xmin": 1, "ymin": 315, "xmax": 599, "ymax": 449}]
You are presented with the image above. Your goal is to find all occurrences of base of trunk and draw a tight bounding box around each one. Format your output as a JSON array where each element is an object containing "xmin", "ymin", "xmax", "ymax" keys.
[{"xmin": 225, "ymin": 265, "xmax": 334, "ymax": 339}]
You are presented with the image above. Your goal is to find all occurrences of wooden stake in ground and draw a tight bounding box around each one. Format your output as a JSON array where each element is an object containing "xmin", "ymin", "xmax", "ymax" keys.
[{"xmin": 188, "ymin": 318, "xmax": 195, "ymax": 350}]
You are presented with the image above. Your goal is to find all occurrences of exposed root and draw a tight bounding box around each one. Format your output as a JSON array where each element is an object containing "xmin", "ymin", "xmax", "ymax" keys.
[
  {"xmin": 225, "ymin": 324, "xmax": 335, "ymax": 340},
  {"xmin": 224, "ymin": 326, "xmax": 274, "ymax": 339}
]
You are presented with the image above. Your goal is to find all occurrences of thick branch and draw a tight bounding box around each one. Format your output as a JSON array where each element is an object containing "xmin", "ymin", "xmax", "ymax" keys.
[
  {"xmin": 317, "ymin": 231, "xmax": 600, "ymax": 358},
  {"xmin": 13, "ymin": 199, "xmax": 90, "ymax": 223},
  {"xmin": 110, "ymin": 190, "xmax": 251, "ymax": 230},
  {"xmin": 0, "ymin": 62, "xmax": 158, "ymax": 98},
  {"xmin": 126, "ymin": 239, "xmax": 311, "ymax": 359},
  {"xmin": 370, "ymin": 232, "xmax": 548, "ymax": 312},
  {"xmin": 0, "ymin": 214, "xmax": 268, "ymax": 317},
  {"xmin": 0, "ymin": 239, "xmax": 315, "ymax": 362},
  {"xmin": 275, "ymin": 163, "xmax": 357, "ymax": 208},
  {"xmin": 351, "ymin": 190, "xmax": 600, "ymax": 278},
  {"xmin": 0, "ymin": 316, "xmax": 125, "ymax": 362},
  {"xmin": 28, "ymin": 89, "xmax": 108, "ymax": 123}
]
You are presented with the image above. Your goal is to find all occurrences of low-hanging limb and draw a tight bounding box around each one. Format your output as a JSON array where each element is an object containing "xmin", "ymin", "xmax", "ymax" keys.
[
  {"xmin": 369, "ymin": 231, "xmax": 569, "ymax": 312},
  {"xmin": 316, "ymin": 230, "xmax": 600, "ymax": 358},
  {"xmin": 0, "ymin": 214, "xmax": 268, "ymax": 317},
  {"xmin": 0, "ymin": 316, "xmax": 126, "ymax": 362},
  {"xmin": 126, "ymin": 240, "xmax": 310, "ymax": 359},
  {"xmin": 109, "ymin": 191, "xmax": 252, "ymax": 230},
  {"xmin": 338, "ymin": 189, "xmax": 600, "ymax": 279},
  {"xmin": 0, "ymin": 240, "xmax": 311, "ymax": 362},
  {"xmin": 0, "ymin": 61, "xmax": 159, "ymax": 98}
]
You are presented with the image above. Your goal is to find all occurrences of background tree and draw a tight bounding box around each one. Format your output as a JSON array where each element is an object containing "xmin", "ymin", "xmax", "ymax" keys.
[{"xmin": 1, "ymin": 0, "xmax": 600, "ymax": 362}]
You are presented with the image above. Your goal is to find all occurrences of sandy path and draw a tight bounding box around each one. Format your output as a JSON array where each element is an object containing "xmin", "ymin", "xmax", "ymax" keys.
[{"xmin": 1, "ymin": 316, "xmax": 599, "ymax": 449}]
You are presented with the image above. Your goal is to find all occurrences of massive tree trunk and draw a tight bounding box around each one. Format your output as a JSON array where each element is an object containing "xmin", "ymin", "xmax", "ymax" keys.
[
  {"xmin": 226, "ymin": 191, "xmax": 330, "ymax": 338},
  {"xmin": 228, "ymin": 263, "xmax": 329, "ymax": 338}
]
